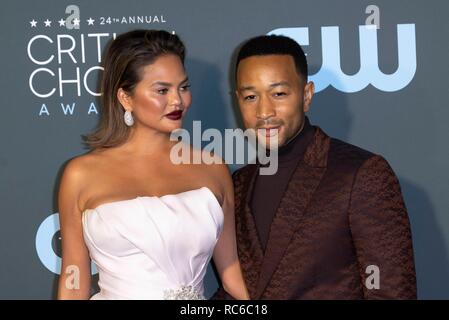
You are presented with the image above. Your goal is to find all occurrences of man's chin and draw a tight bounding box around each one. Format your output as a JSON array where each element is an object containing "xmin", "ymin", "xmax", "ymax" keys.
[{"xmin": 256, "ymin": 135, "xmax": 283, "ymax": 150}]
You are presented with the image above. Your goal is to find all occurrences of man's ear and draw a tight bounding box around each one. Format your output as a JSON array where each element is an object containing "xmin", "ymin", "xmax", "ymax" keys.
[
  {"xmin": 117, "ymin": 88, "xmax": 133, "ymax": 111},
  {"xmin": 303, "ymin": 81, "xmax": 315, "ymax": 113}
]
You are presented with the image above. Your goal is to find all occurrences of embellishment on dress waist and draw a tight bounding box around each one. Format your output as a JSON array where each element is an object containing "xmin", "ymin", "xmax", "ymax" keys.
[{"xmin": 163, "ymin": 285, "xmax": 205, "ymax": 300}]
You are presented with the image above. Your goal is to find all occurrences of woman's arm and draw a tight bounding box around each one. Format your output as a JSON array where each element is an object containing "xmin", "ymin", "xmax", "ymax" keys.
[
  {"xmin": 57, "ymin": 158, "xmax": 92, "ymax": 299},
  {"xmin": 212, "ymin": 163, "xmax": 250, "ymax": 300}
]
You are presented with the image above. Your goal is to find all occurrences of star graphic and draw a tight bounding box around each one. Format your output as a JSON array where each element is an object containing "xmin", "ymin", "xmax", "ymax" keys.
[
  {"xmin": 73, "ymin": 18, "xmax": 80, "ymax": 26},
  {"xmin": 30, "ymin": 19, "xmax": 37, "ymax": 27},
  {"xmin": 44, "ymin": 19, "xmax": 51, "ymax": 27},
  {"xmin": 58, "ymin": 18, "xmax": 65, "ymax": 27},
  {"xmin": 87, "ymin": 17, "xmax": 95, "ymax": 25}
]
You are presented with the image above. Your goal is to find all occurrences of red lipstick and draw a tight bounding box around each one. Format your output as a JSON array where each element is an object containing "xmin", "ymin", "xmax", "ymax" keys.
[{"xmin": 165, "ymin": 110, "xmax": 183, "ymax": 120}]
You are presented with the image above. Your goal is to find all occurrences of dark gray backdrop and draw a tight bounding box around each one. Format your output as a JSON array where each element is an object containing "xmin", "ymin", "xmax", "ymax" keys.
[{"xmin": 0, "ymin": 0, "xmax": 448, "ymax": 299}]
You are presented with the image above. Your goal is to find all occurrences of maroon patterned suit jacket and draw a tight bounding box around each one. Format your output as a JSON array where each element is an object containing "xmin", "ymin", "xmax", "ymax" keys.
[{"xmin": 214, "ymin": 126, "xmax": 416, "ymax": 299}]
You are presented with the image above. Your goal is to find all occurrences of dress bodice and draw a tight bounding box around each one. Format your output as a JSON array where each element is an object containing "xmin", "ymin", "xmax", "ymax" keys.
[{"xmin": 81, "ymin": 187, "xmax": 224, "ymax": 300}]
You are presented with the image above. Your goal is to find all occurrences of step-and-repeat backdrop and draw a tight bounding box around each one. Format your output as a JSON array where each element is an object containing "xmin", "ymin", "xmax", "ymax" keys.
[{"xmin": 0, "ymin": 0, "xmax": 448, "ymax": 299}]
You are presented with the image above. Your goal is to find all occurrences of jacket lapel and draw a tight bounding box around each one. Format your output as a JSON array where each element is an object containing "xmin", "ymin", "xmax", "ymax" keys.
[{"xmin": 254, "ymin": 127, "xmax": 331, "ymax": 299}]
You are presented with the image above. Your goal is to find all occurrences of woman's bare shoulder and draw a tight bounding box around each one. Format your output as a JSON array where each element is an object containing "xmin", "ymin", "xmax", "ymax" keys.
[
  {"xmin": 197, "ymin": 149, "xmax": 233, "ymax": 202},
  {"xmin": 58, "ymin": 154, "xmax": 91, "ymax": 215},
  {"xmin": 60, "ymin": 151, "xmax": 105, "ymax": 194},
  {"xmin": 64, "ymin": 151, "xmax": 98, "ymax": 176}
]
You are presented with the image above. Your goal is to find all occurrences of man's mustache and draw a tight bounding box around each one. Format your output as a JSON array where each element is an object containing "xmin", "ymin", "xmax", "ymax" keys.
[{"xmin": 255, "ymin": 119, "xmax": 284, "ymax": 129}]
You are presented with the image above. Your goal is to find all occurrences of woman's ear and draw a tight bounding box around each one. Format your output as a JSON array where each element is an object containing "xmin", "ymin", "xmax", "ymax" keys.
[
  {"xmin": 117, "ymin": 88, "xmax": 133, "ymax": 111},
  {"xmin": 303, "ymin": 81, "xmax": 315, "ymax": 113}
]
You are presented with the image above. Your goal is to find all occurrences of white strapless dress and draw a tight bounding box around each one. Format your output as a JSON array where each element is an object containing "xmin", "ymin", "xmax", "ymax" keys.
[{"xmin": 82, "ymin": 187, "xmax": 224, "ymax": 300}]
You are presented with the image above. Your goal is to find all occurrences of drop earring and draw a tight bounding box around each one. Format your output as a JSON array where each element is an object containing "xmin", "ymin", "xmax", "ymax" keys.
[{"xmin": 124, "ymin": 110, "xmax": 134, "ymax": 126}]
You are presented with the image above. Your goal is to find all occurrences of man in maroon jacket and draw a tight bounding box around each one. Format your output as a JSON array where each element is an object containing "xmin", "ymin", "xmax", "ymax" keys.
[{"xmin": 214, "ymin": 35, "xmax": 416, "ymax": 299}]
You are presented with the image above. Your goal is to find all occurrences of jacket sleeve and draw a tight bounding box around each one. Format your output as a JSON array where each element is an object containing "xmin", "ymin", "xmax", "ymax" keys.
[{"xmin": 348, "ymin": 155, "xmax": 417, "ymax": 299}]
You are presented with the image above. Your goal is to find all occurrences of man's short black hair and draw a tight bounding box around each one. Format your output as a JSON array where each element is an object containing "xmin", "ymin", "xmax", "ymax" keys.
[{"xmin": 236, "ymin": 35, "xmax": 308, "ymax": 81}]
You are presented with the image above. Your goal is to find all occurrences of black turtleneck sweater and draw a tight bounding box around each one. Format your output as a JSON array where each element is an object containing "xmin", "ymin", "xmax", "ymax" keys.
[{"xmin": 250, "ymin": 117, "xmax": 315, "ymax": 252}]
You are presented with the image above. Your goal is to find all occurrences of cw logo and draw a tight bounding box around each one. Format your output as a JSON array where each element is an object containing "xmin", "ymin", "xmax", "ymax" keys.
[
  {"xmin": 268, "ymin": 24, "xmax": 416, "ymax": 93},
  {"xmin": 35, "ymin": 213, "xmax": 97, "ymax": 274}
]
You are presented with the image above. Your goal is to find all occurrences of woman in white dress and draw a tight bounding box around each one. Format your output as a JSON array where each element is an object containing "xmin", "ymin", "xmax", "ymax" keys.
[{"xmin": 57, "ymin": 30, "xmax": 249, "ymax": 300}]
